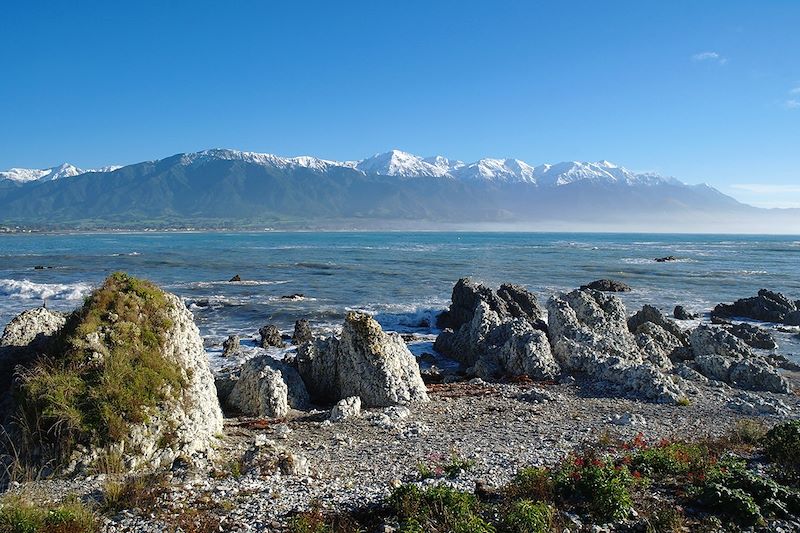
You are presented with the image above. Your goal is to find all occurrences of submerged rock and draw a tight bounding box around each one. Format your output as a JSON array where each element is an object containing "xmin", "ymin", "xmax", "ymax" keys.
[
  {"xmin": 229, "ymin": 274, "xmax": 242, "ymax": 282},
  {"xmin": 654, "ymin": 256, "xmax": 678, "ymax": 262},
  {"xmin": 580, "ymin": 279, "xmax": 632, "ymax": 292},
  {"xmin": 222, "ymin": 334, "xmax": 241, "ymax": 357},
  {"xmin": 259, "ymin": 324, "xmax": 286, "ymax": 348},
  {"xmin": 673, "ymin": 305, "xmax": 698, "ymax": 321},
  {"xmin": 296, "ymin": 312, "xmax": 428, "ymax": 407}
]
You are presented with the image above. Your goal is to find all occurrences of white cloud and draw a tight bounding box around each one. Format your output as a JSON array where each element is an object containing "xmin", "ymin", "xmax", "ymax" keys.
[
  {"xmin": 691, "ymin": 51, "xmax": 727, "ymax": 64},
  {"xmin": 731, "ymin": 184, "xmax": 800, "ymax": 194},
  {"xmin": 790, "ymin": 87, "xmax": 800, "ymax": 95},
  {"xmin": 785, "ymin": 99, "xmax": 800, "ymax": 110}
]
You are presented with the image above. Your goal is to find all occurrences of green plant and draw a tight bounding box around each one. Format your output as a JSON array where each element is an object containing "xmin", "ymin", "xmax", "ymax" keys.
[
  {"xmin": 505, "ymin": 467, "xmax": 553, "ymax": 502},
  {"xmin": 15, "ymin": 273, "xmax": 185, "ymax": 467},
  {"xmin": 390, "ymin": 484, "xmax": 495, "ymax": 533},
  {"xmin": 0, "ymin": 494, "xmax": 98, "ymax": 533},
  {"xmin": 643, "ymin": 504, "xmax": 685, "ymax": 533},
  {"xmin": 501, "ymin": 499, "xmax": 553, "ymax": 533},
  {"xmin": 763, "ymin": 420, "xmax": 800, "ymax": 485},
  {"xmin": 554, "ymin": 452, "xmax": 634, "ymax": 522},
  {"xmin": 632, "ymin": 441, "xmax": 714, "ymax": 478},
  {"xmin": 101, "ymin": 475, "xmax": 164, "ymax": 514},
  {"xmin": 676, "ymin": 397, "xmax": 691, "ymax": 406},
  {"xmin": 727, "ymin": 419, "xmax": 767, "ymax": 446},
  {"xmin": 287, "ymin": 501, "xmax": 363, "ymax": 533},
  {"xmin": 416, "ymin": 451, "xmax": 476, "ymax": 480}
]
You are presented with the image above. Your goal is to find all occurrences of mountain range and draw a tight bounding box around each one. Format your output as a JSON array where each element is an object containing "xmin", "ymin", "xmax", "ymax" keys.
[{"xmin": 0, "ymin": 149, "xmax": 796, "ymax": 233}]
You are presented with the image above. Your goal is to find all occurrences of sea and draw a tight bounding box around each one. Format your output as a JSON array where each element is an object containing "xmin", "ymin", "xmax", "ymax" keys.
[{"xmin": 1, "ymin": 232, "xmax": 799, "ymax": 368}]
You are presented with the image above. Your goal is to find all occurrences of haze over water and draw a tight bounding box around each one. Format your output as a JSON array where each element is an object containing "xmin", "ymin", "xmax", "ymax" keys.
[{"xmin": 1, "ymin": 232, "xmax": 799, "ymax": 363}]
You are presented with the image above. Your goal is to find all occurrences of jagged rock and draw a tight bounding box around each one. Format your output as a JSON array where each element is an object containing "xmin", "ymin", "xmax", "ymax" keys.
[
  {"xmin": 296, "ymin": 312, "xmax": 428, "ymax": 407},
  {"xmin": 229, "ymin": 274, "xmax": 241, "ymax": 282},
  {"xmin": 654, "ymin": 256, "xmax": 678, "ymax": 262},
  {"xmin": 259, "ymin": 324, "xmax": 286, "ymax": 348},
  {"xmin": 436, "ymin": 278, "xmax": 545, "ymax": 331},
  {"xmin": 580, "ymin": 279, "xmax": 632, "ymax": 292},
  {"xmin": 547, "ymin": 289, "xmax": 684, "ymax": 403},
  {"xmin": 0, "ymin": 307, "xmax": 65, "ymax": 349},
  {"xmin": 226, "ymin": 355, "xmax": 310, "ymax": 417},
  {"xmin": 292, "ymin": 319, "xmax": 313, "ymax": 345},
  {"xmin": 628, "ymin": 305, "xmax": 688, "ymax": 346},
  {"xmin": 434, "ymin": 280, "xmax": 555, "ymax": 381},
  {"xmin": 279, "ymin": 452, "xmax": 309, "ymax": 476},
  {"xmin": 222, "ymin": 334, "xmax": 241, "ymax": 357},
  {"xmin": 281, "ymin": 293, "xmax": 305, "ymax": 301},
  {"xmin": 633, "ymin": 322, "xmax": 679, "ymax": 370},
  {"xmin": 673, "ymin": 305, "xmax": 698, "ymax": 320},
  {"xmin": 691, "ymin": 325, "xmax": 790, "ymax": 394},
  {"xmin": 728, "ymin": 323, "xmax": 777, "ymax": 350},
  {"xmin": 727, "ymin": 392, "xmax": 791, "ymax": 417},
  {"xmin": 712, "ymin": 289, "xmax": 797, "ymax": 323},
  {"xmin": 785, "ymin": 311, "xmax": 800, "ymax": 326},
  {"xmin": 330, "ymin": 396, "xmax": 361, "ymax": 422}
]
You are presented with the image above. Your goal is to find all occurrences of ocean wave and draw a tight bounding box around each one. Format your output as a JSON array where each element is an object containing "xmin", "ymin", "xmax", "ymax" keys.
[
  {"xmin": 621, "ymin": 257, "xmax": 697, "ymax": 264},
  {"xmin": 0, "ymin": 278, "xmax": 92, "ymax": 301},
  {"xmin": 353, "ymin": 302, "xmax": 448, "ymax": 332},
  {"xmin": 183, "ymin": 279, "xmax": 292, "ymax": 289},
  {"xmin": 111, "ymin": 251, "xmax": 141, "ymax": 256}
]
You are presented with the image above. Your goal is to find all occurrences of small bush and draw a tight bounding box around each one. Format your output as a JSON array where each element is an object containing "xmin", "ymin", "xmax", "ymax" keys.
[
  {"xmin": 101, "ymin": 475, "xmax": 163, "ymax": 514},
  {"xmin": 0, "ymin": 494, "xmax": 98, "ymax": 533},
  {"xmin": 416, "ymin": 451, "xmax": 476, "ymax": 480},
  {"xmin": 632, "ymin": 441, "xmax": 714, "ymax": 478},
  {"xmin": 763, "ymin": 421, "xmax": 800, "ymax": 485},
  {"xmin": 501, "ymin": 499, "xmax": 552, "ymax": 533},
  {"xmin": 643, "ymin": 503, "xmax": 685, "ymax": 533},
  {"xmin": 727, "ymin": 419, "xmax": 767, "ymax": 446},
  {"xmin": 390, "ymin": 484, "xmax": 494, "ymax": 533},
  {"xmin": 554, "ymin": 452, "xmax": 634, "ymax": 522},
  {"xmin": 505, "ymin": 467, "xmax": 553, "ymax": 502},
  {"xmin": 287, "ymin": 501, "xmax": 365, "ymax": 533}
]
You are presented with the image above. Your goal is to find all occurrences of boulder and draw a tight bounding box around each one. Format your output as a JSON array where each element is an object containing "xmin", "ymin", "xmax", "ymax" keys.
[
  {"xmin": 259, "ymin": 324, "xmax": 286, "ymax": 348},
  {"xmin": 712, "ymin": 289, "xmax": 797, "ymax": 323},
  {"xmin": 436, "ymin": 278, "xmax": 545, "ymax": 332},
  {"xmin": 0, "ymin": 307, "xmax": 65, "ymax": 349},
  {"xmin": 330, "ymin": 396, "xmax": 361, "ymax": 422},
  {"xmin": 229, "ymin": 274, "xmax": 241, "ymax": 282},
  {"xmin": 547, "ymin": 289, "xmax": 684, "ymax": 403},
  {"xmin": 628, "ymin": 305, "xmax": 688, "ymax": 346},
  {"xmin": 654, "ymin": 256, "xmax": 678, "ymax": 262},
  {"xmin": 292, "ymin": 319, "xmax": 313, "ymax": 345},
  {"xmin": 434, "ymin": 279, "xmax": 556, "ymax": 380},
  {"xmin": 673, "ymin": 305, "xmax": 698, "ymax": 321},
  {"xmin": 296, "ymin": 312, "xmax": 428, "ymax": 407},
  {"xmin": 633, "ymin": 322, "xmax": 679, "ymax": 370},
  {"xmin": 222, "ymin": 334, "xmax": 241, "ymax": 357},
  {"xmin": 7, "ymin": 274, "xmax": 223, "ymax": 474},
  {"xmin": 785, "ymin": 311, "xmax": 800, "ymax": 326},
  {"xmin": 728, "ymin": 323, "xmax": 777, "ymax": 350},
  {"xmin": 691, "ymin": 325, "xmax": 790, "ymax": 394},
  {"xmin": 580, "ymin": 279, "xmax": 632, "ymax": 292},
  {"xmin": 226, "ymin": 355, "xmax": 310, "ymax": 417}
]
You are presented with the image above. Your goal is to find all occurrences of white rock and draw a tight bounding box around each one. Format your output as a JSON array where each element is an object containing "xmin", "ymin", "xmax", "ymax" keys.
[{"xmin": 329, "ymin": 396, "xmax": 361, "ymax": 422}]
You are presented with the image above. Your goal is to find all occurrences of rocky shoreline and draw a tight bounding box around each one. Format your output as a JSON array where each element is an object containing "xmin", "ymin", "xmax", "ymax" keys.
[{"xmin": 1, "ymin": 275, "xmax": 799, "ymax": 532}]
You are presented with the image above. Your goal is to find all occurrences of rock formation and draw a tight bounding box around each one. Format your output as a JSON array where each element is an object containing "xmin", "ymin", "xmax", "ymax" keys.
[
  {"xmin": 226, "ymin": 355, "xmax": 311, "ymax": 417},
  {"xmin": 222, "ymin": 334, "xmax": 241, "ymax": 357},
  {"xmin": 296, "ymin": 312, "xmax": 428, "ymax": 407},
  {"xmin": 259, "ymin": 324, "xmax": 286, "ymax": 348},
  {"xmin": 713, "ymin": 289, "xmax": 799, "ymax": 324},
  {"xmin": 292, "ymin": 319, "xmax": 313, "ymax": 345},
  {"xmin": 547, "ymin": 289, "xmax": 684, "ymax": 403},
  {"xmin": 434, "ymin": 279, "xmax": 557, "ymax": 381}
]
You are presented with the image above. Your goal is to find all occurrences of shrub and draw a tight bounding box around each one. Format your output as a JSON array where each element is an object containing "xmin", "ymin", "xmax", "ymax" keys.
[
  {"xmin": 390, "ymin": 484, "xmax": 494, "ymax": 533},
  {"xmin": 0, "ymin": 494, "xmax": 98, "ymax": 533},
  {"xmin": 15, "ymin": 273, "xmax": 184, "ymax": 465},
  {"xmin": 505, "ymin": 467, "xmax": 554, "ymax": 502},
  {"xmin": 554, "ymin": 452, "xmax": 634, "ymax": 522},
  {"xmin": 632, "ymin": 441, "xmax": 714, "ymax": 478},
  {"xmin": 416, "ymin": 452, "xmax": 476, "ymax": 480},
  {"xmin": 101, "ymin": 474, "xmax": 164, "ymax": 514},
  {"xmin": 763, "ymin": 421, "xmax": 800, "ymax": 485},
  {"xmin": 501, "ymin": 499, "xmax": 553, "ymax": 533},
  {"xmin": 727, "ymin": 419, "xmax": 767, "ymax": 446}
]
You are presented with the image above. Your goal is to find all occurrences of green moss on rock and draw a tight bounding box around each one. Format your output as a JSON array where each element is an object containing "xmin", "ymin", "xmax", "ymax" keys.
[{"xmin": 16, "ymin": 272, "xmax": 185, "ymax": 462}]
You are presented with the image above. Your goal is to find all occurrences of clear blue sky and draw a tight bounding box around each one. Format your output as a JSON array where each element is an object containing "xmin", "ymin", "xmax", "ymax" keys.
[{"xmin": 1, "ymin": 1, "xmax": 799, "ymax": 207}]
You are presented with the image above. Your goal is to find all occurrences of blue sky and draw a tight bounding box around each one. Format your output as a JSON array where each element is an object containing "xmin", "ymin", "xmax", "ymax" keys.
[{"xmin": 1, "ymin": 1, "xmax": 798, "ymax": 207}]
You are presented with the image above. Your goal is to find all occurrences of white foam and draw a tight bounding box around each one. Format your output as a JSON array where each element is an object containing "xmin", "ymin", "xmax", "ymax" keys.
[{"xmin": 0, "ymin": 278, "xmax": 92, "ymax": 301}]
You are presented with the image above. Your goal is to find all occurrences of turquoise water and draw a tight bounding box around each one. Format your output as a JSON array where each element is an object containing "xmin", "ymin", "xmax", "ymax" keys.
[{"xmin": 1, "ymin": 232, "xmax": 799, "ymax": 362}]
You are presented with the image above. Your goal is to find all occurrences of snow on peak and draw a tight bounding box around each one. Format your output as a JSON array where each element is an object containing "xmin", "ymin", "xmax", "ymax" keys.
[
  {"xmin": 454, "ymin": 158, "xmax": 536, "ymax": 183},
  {"xmin": 355, "ymin": 150, "xmax": 452, "ymax": 178},
  {"xmin": 0, "ymin": 163, "xmax": 86, "ymax": 183}
]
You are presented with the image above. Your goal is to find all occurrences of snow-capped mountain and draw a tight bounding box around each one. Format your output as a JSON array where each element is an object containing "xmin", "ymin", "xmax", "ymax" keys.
[
  {"xmin": 0, "ymin": 163, "xmax": 120, "ymax": 184},
  {"xmin": 2, "ymin": 147, "xmax": 787, "ymax": 233}
]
